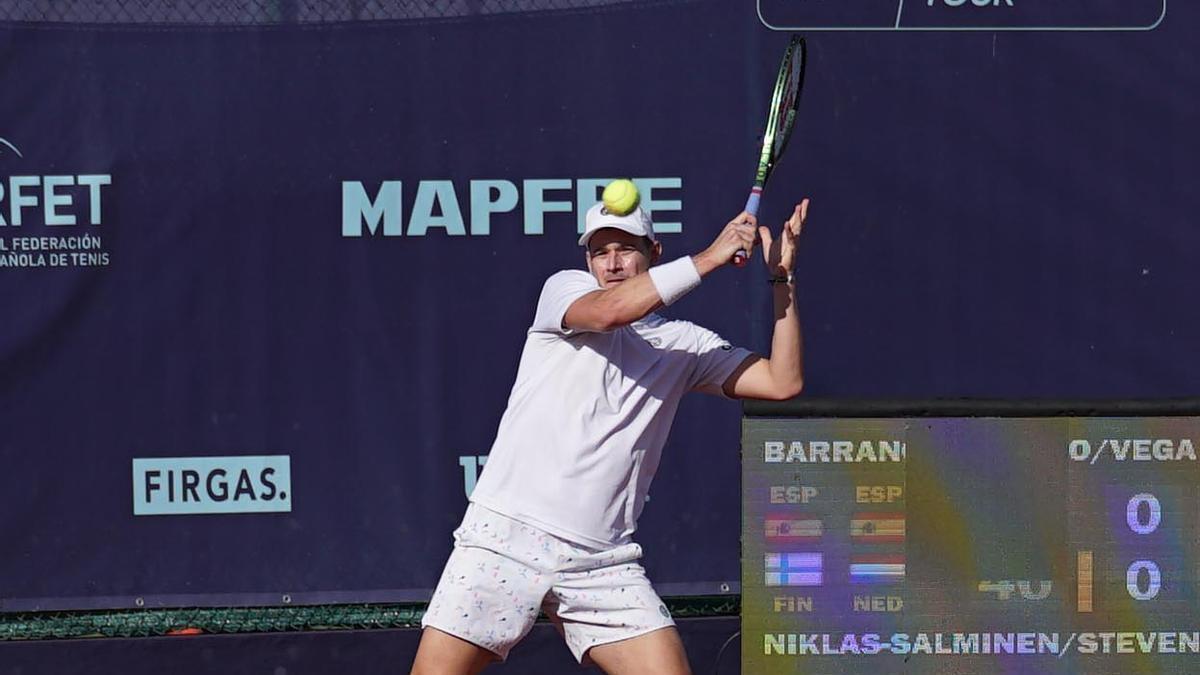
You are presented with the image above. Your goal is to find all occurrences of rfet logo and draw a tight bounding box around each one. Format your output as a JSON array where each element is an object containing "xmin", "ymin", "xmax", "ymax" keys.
[
  {"xmin": 0, "ymin": 138, "xmax": 22, "ymax": 158},
  {"xmin": 0, "ymin": 136, "xmax": 112, "ymax": 228},
  {"xmin": 0, "ymin": 136, "xmax": 114, "ymax": 268}
]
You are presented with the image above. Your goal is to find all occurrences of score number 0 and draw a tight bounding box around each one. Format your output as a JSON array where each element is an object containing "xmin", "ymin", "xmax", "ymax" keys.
[{"xmin": 1078, "ymin": 492, "xmax": 1163, "ymax": 612}]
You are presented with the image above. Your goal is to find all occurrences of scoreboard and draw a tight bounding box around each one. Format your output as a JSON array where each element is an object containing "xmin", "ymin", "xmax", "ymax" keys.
[
  {"xmin": 757, "ymin": 0, "xmax": 1166, "ymax": 31},
  {"xmin": 741, "ymin": 408, "xmax": 1198, "ymax": 672}
]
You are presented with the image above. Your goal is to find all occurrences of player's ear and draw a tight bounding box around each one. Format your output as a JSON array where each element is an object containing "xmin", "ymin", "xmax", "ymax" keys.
[{"xmin": 649, "ymin": 240, "xmax": 663, "ymax": 265}]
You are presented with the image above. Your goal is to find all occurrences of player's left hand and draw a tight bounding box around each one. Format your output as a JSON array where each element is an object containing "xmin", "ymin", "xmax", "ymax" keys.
[{"xmin": 760, "ymin": 198, "xmax": 809, "ymax": 278}]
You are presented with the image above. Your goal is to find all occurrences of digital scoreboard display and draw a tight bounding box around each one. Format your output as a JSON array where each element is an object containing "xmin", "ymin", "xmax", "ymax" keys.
[
  {"xmin": 757, "ymin": 0, "xmax": 1166, "ymax": 31},
  {"xmin": 742, "ymin": 415, "xmax": 1199, "ymax": 672}
]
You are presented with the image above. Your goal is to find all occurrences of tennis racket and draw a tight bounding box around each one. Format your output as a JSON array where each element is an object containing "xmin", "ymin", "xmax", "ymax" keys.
[{"xmin": 734, "ymin": 35, "xmax": 807, "ymax": 266}]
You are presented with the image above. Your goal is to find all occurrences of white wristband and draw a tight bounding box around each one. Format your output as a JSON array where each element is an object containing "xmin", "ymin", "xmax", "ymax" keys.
[{"xmin": 648, "ymin": 256, "xmax": 702, "ymax": 306}]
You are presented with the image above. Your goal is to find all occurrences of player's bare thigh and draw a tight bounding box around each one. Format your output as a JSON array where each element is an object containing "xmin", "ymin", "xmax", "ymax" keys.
[
  {"xmin": 586, "ymin": 626, "xmax": 692, "ymax": 675},
  {"xmin": 410, "ymin": 627, "xmax": 498, "ymax": 675}
]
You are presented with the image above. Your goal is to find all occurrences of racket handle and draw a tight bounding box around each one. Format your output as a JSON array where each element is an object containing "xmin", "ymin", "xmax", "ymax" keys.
[
  {"xmin": 744, "ymin": 188, "xmax": 762, "ymax": 217},
  {"xmin": 732, "ymin": 188, "xmax": 764, "ymax": 266}
]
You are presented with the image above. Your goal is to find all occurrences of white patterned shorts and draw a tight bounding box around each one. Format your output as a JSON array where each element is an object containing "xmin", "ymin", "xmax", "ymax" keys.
[{"xmin": 421, "ymin": 503, "xmax": 674, "ymax": 663}]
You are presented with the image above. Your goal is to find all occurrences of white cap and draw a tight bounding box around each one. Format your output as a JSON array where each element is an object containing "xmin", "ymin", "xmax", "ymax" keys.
[{"xmin": 579, "ymin": 203, "xmax": 656, "ymax": 247}]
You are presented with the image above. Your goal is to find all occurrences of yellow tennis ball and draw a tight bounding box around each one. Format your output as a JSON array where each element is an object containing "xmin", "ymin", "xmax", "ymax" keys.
[{"xmin": 602, "ymin": 179, "xmax": 640, "ymax": 216}]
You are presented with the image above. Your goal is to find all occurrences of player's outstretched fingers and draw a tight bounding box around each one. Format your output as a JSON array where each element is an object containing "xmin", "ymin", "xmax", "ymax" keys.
[
  {"xmin": 791, "ymin": 199, "xmax": 809, "ymax": 236},
  {"xmin": 758, "ymin": 226, "xmax": 774, "ymax": 263}
]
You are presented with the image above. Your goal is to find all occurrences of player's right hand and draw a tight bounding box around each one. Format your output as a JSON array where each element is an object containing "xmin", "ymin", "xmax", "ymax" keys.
[{"xmin": 697, "ymin": 212, "xmax": 758, "ymax": 273}]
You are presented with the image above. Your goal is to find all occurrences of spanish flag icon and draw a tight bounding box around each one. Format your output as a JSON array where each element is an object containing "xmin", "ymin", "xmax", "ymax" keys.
[
  {"xmin": 850, "ymin": 512, "xmax": 905, "ymax": 543},
  {"xmin": 765, "ymin": 516, "xmax": 823, "ymax": 544}
]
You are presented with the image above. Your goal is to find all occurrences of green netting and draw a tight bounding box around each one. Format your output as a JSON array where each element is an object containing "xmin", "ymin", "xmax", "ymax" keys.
[
  {"xmin": 0, "ymin": 605, "xmax": 426, "ymax": 640},
  {"xmin": 0, "ymin": 596, "xmax": 738, "ymax": 641}
]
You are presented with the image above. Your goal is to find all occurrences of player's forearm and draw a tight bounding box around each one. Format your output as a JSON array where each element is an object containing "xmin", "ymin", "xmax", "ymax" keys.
[
  {"xmin": 600, "ymin": 254, "xmax": 707, "ymax": 323},
  {"xmin": 690, "ymin": 250, "xmax": 725, "ymax": 277},
  {"xmin": 766, "ymin": 280, "xmax": 804, "ymax": 396},
  {"xmin": 578, "ymin": 273, "xmax": 666, "ymax": 330},
  {"xmin": 567, "ymin": 256, "xmax": 708, "ymax": 331}
]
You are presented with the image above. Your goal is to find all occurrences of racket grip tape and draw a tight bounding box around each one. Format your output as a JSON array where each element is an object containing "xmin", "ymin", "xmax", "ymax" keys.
[
  {"xmin": 743, "ymin": 188, "xmax": 763, "ymax": 216},
  {"xmin": 733, "ymin": 188, "xmax": 764, "ymax": 266}
]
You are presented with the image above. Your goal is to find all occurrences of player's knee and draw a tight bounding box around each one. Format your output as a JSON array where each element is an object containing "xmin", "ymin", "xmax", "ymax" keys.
[{"xmin": 411, "ymin": 628, "xmax": 495, "ymax": 675}]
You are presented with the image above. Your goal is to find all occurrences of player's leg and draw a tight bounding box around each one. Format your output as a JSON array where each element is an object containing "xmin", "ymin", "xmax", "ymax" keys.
[
  {"xmin": 547, "ymin": 540, "xmax": 688, "ymax": 673},
  {"xmin": 409, "ymin": 627, "xmax": 497, "ymax": 675},
  {"xmin": 586, "ymin": 626, "xmax": 691, "ymax": 675},
  {"xmin": 414, "ymin": 504, "xmax": 552, "ymax": 672}
]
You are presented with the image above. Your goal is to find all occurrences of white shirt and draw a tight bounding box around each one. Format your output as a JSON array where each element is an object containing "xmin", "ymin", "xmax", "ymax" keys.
[{"xmin": 469, "ymin": 269, "xmax": 753, "ymax": 548}]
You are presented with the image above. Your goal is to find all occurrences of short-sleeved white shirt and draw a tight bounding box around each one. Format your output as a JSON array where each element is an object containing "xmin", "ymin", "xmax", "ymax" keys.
[{"xmin": 469, "ymin": 269, "xmax": 754, "ymax": 548}]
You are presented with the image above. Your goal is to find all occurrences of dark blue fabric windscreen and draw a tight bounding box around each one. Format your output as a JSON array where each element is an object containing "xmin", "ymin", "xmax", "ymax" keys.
[{"xmin": 0, "ymin": 0, "xmax": 1195, "ymax": 610}]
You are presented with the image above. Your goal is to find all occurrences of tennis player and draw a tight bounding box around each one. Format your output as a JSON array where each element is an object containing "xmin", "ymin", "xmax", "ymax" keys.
[{"xmin": 410, "ymin": 198, "xmax": 809, "ymax": 674}]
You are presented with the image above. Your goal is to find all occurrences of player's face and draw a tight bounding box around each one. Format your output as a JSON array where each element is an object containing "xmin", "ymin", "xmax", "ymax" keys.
[{"xmin": 585, "ymin": 229, "xmax": 661, "ymax": 288}]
